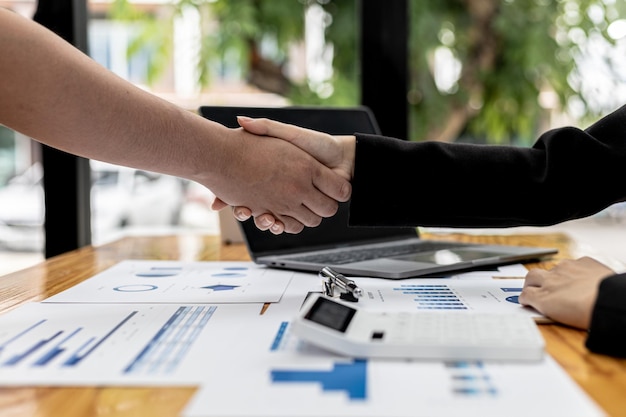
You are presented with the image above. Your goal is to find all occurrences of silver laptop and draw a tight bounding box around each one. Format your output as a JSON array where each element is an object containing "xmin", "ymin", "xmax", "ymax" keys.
[{"xmin": 198, "ymin": 105, "xmax": 558, "ymax": 279}]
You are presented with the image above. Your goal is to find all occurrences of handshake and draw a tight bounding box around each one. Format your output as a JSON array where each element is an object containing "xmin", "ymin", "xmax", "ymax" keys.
[{"xmin": 208, "ymin": 116, "xmax": 358, "ymax": 235}]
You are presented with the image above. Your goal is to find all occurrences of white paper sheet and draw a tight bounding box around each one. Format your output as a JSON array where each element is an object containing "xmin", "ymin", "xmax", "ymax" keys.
[
  {"xmin": 0, "ymin": 301, "xmax": 261, "ymax": 385},
  {"xmin": 444, "ymin": 263, "xmax": 529, "ymax": 279},
  {"xmin": 262, "ymin": 265, "xmax": 543, "ymax": 320},
  {"xmin": 351, "ymin": 276, "xmax": 544, "ymax": 320},
  {"xmin": 181, "ymin": 296, "xmax": 604, "ymax": 417},
  {"xmin": 44, "ymin": 260, "xmax": 293, "ymax": 304},
  {"xmin": 0, "ymin": 262, "xmax": 604, "ymax": 416}
]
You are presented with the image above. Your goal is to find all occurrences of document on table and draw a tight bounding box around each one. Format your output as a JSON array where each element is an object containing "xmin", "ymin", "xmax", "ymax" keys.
[
  {"xmin": 351, "ymin": 276, "xmax": 545, "ymax": 321},
  {"xmin": 44, "ymin": 260, "xmax": 294, "ymax": 304},
  {"xmin": 261, "ymin": 264, "xmax": 544, "ymax": 321},
  {"xmin": 0, "ymin": 301, "xmax": 261, "ymax": 386},
  {"xmin": 443, "ymin": 263, "xmax": 529, "ymax": 279},
  {"xmin": 0, "ymin": 261, "xmax": 603, "ymax": 417},
  {"xmin": 181, "ymin": 294, "xmax": 604, "ymax": 417}
]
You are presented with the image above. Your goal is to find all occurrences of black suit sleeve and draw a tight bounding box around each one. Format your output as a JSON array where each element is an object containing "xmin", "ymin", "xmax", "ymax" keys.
[
  {"xmin": 585, "ymin": 274, "xmax": 626, "ymax": 357},
  {"xmin": 349, "ymin": 105, "xmax": 626, "ymax": 356},
  {"xmin": 349, "ymin": 104, "xmax": 626, "ymax": 228}
]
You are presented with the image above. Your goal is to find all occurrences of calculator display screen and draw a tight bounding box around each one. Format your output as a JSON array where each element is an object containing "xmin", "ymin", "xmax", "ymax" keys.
[{"xmin": 304, "ymin": 297, "xmax": 356, "ymax": 332}]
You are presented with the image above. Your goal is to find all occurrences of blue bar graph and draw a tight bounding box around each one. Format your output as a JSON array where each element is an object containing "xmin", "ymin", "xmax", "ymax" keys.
[
  {"xmin": 393, "ymin": 284, "xmax": 468, "ymax": 310},
  {"xmin": 446, "ymin": 361, "xmax": 498, "ymax": 397},
  {"xmin": 3, "ymin": 330, "xmax": 63, "ymax": 366},
  {"xmin": 123, "ymin": 305, "xmax": 216, "ymax": 375},
  {"xmin": 34, "ymin": 327, "xmax": 83, "ymax": 366},
  {"xmin": 63, "ymin": 311, "xmax": 137, "ymax": 366},
  {"xmin": 271, "ymin": 359, "xmax": 367, "ymax": 400},
  {"xmin": 0, "ymin": 312, "xmax": 137, "ymax": 368},
  {"xmin": 270, "ymin": 322, "xmax": 290, "ymax": 351},
  {"xmin": 0, "ymin": 319, "xmax": 46, "ymax": 355}
]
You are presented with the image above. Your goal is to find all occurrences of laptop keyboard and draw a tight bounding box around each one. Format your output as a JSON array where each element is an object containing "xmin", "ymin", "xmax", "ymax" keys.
[{"xmin": 289, "ymin": 241, "xmax": 467, "ymax": 265}]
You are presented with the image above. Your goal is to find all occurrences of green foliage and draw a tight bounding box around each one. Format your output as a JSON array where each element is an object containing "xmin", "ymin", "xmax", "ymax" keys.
[
  {"xmin": 408, "ymin": 0, "xmax": 624, "ymax": 144},
  {"xmin": 129, "ymin": 19, "xmax": 173, "ymax": 86},
  {"xmin": 203, "ymin": 0, "xmax": 359, "ymax": 105},
  {"xmin": 289, "ymin": 70, "xmax": 359, "ymax": 106},
  {"xmin": 206, "ymin": 0, "xmax": 304, "ymax": 66},
  {"xmin": 108, "ymin": 0, "xmax": 624, "ymax": 144},
  {"xmin": 0, "ymin": 126, "xmax": 14, "ymax": 148},
  {"xmin": 107, "ymin": 0, "xmax": 358, "ymax": 104},
  {"xmin": 108, "ymin": 0, "xmax": 174, "ymax": 85},
  {"xmin": 315, "ymin": 0, "xmax": 359, "ymax": 104}
]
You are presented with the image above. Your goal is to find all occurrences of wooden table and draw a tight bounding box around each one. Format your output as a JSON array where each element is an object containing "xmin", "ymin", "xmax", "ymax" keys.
[{"xmin": 0, "ymin": 232, "xmax": 624, "ymax": 417}]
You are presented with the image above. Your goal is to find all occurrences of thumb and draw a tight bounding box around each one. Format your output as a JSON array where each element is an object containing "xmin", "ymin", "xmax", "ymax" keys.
[
  {"xmin": 237, "ymin": 116, "xmax": 269, "ymax": 136},
  {"xmin": 211, "ymin": 197, "xmax": 228, "ymax": 211}
]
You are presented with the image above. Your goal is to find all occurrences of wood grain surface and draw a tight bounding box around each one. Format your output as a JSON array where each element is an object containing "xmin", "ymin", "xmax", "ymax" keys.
[{"xmin": 0, "ymin": 232, "xmax": 623, "ymax": 417}]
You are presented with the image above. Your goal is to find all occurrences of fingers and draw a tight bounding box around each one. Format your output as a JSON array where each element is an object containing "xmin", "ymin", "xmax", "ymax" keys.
[
  {"xmin": 231, "ymin": 208, "xmax": 288, "ymax": 235},
  {"xmin": 251, "ymin": 214, "xmax": 287, "ymax": 234},
  {"xmin": 518, "ymin": 257, "xmax": 610, "ymax": 329},
  {"xmin": 230, "ymin": 191, "xmax": 334, "ymax": 234},
  {"xmin": 253, "ymin": 213, "xmax": 301, "ymax": 234},
  {"xmin": 230, "ymin": 189, "xmax": 338, "ymax": 234},
  {"xmin": 517, "ymin": 285, "xmax": 541, "ymax": 310},
  {"xmin": 211, "ymin": 197, "xmax": 228, "ymax": 211},
  {"xmin": 233, "ymin": 206, "xmax": 252, "ymax": 222},
  {"xmin": 238, "ymin": 116, "xmax": 351, "ymax": 177},
  {"xmin": 230, "ymin": 197, "xmax": 322, "ymax": 234},
  {"xmin": 518, "ymin": 269, "xmax": 543, "ymax": 306},
  {"xmin": 217, "ymin": 118, "xmax": 351, "ymax": 234},
  {"xmin": 237, "ymin": 116, "xmax": 306, "ymax": 144},
  {"xmin": 275, "ymin": 216, "xmax": 304, "ymax": 234},
  {"xmin": 268, "ymin": 222, "xmax": 285, "ymax": 235},
  {"xmin": 312, "ymin": 170, "xmax": 352, "ymax": 204},
  {"xmin": 250, "ymin": 213, "xmax": 276, "ymax": 230},
  {"xmin": 521, "ymin": 267, "xmax": 547, "ymax": 288},
  {"xmin": 218, "ymin": 194, "xmax": 318, "ymax": 235},
  {"xmin": 518, "ymin": 282, "xmax": 540, "ymax": 307}
]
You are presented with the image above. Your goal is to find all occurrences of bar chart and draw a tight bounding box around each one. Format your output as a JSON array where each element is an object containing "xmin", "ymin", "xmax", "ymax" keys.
[{"xmin": 0, "ymin": 302, "xmax": 259, "ymax": 385}]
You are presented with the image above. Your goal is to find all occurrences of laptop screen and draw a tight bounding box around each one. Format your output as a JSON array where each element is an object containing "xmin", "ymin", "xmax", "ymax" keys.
[{"xmin": 197, "ymin": 106, "xmax": 418, "ymax": 257}]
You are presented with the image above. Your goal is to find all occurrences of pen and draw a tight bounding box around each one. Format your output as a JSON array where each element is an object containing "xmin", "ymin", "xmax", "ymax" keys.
[{"xmin": 319, "ymin": 267, "xmax": 363, "ymax": 298}]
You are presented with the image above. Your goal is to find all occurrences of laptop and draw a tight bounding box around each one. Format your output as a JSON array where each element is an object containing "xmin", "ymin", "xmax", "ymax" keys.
[{"xmin": 198, "ymin": 105, "xmax": 558, "ymax": 279}]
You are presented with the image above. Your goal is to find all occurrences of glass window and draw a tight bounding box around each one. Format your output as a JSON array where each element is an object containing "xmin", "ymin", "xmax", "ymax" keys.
[
  {"xmin": 0, "ymin": 126, "xmax": 45, "ymax": 275},
  {"xmin": 0, "ymin": 4, "xmax": 44, "ymax": 274},
  {"xmin": 406, "ymin": 0, "xmax": 626, "ymax": 220},
  {"xmin": 2, "ymin": 0, "xmax": 626, "ymax": 275},
  {"xmin": 84, "ymin": 0, "xmax": 360, "ymax": 246},
  {"xmin": 408, "ymin": 0, "xmax": 626, "ymax": 145}
]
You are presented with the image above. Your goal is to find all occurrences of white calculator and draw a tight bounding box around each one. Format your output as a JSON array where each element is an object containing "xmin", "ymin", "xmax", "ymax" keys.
[{"xmin": 291, "ymin": 294, "xmax": 545, "ymax": 362}]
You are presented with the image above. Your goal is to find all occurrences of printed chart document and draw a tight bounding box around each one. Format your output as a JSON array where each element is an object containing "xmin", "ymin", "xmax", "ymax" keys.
[
  {"xmin": 182, "ymin": 297, "xmax": 604, "ymax": 417},
  {"xmin": 260, "ymin": 265, "xmax": 545, "ymax": 321},
  {"xmin": 0, "ymin": 301, "xmax": 261, "ymax": 386},
  {"xmin": 351, "ymin": 276, "xmax": 545, "ymax": 320},
  {"xmin": 444, "ymin": 263, "xmax": 529, "ymax": 279},
  {"xmin": 44, "ymin": 260, "xmax": 294, "ymax": 304}
]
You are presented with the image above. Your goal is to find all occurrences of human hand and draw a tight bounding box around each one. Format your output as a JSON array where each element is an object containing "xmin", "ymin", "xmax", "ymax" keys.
[
  {"xmin": 518, "ymin": 256, "xmax": 615, "ymax": 329},
  {"xmin": 214, "ymin": 116, "xmax": 357, "ymax": 233},
  {"xmin": 210, "ymin": 203, "xmax": 284, "ymax": 234},
  {"xmin": 237, "ymin": 116, "xmax": 356, "ymax": 181},
  {"xmin": 204, "ymin": 123, "xmax": 351, "ymax": 234}
]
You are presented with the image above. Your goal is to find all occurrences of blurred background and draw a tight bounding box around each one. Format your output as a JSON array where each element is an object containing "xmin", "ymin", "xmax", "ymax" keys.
[{"xmin": 1, "ymin": 0, "xmax": 626, "ymax": 275}]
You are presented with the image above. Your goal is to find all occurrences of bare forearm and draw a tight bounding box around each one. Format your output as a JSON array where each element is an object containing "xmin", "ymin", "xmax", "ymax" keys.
[
  {"xmin": 0, "ymin": 8, "xmax": 352, "ymax": 233},
  {"xmin": 0, "ymin": 8, "xmax": 224, "ymax": 182}
]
